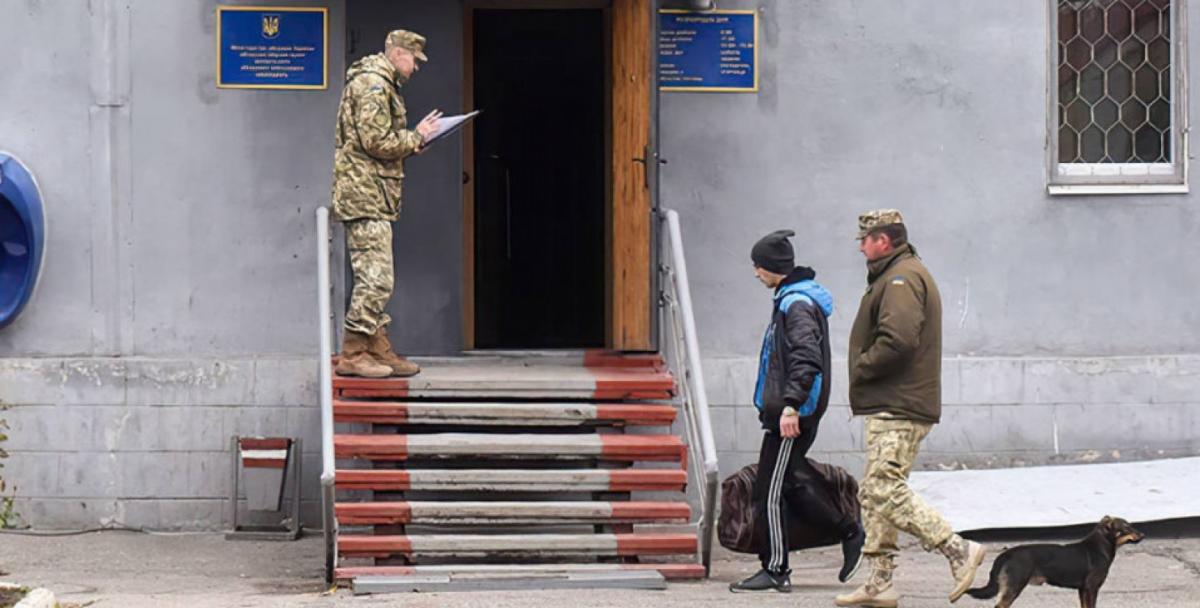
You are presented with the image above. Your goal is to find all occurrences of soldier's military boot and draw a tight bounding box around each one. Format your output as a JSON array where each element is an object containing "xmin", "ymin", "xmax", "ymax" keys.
[
  {"xmin": 336, "ymin": 330, "xmax": 392, "ymax": 378},
  {"xmin": 938, "ymin": 534, "xmax": 986, "ymax": 603},
  {"xmin": 834, "ymin": 556, "xmax": 899, "ymax": 608},
  {"xmin": 367, "ymin": 326, "xmax": 421, "ymax": 377}
]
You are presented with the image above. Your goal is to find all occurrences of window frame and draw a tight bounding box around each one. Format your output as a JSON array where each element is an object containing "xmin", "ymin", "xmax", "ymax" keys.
[{"xmin": 1047, "ymin": 0, "xmax": 1190, "ymax": 195}]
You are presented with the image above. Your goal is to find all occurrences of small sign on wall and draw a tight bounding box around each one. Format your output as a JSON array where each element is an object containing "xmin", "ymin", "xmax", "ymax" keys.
[
  {"xmin": 659, "ymin": 10, "xmax": 758, "ymax": 93},
  {"xmin": 216, "ymin": 6, "xmax": 328, "ymax": 90}
]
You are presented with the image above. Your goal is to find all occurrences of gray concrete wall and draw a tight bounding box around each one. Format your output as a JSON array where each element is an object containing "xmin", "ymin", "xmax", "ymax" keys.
[
  {"xmin": 655, "ymin": 0, "xmax": 1200, "ymax": 479},
  {"xmin": 661, "ymin": 0, "xmax": 1200, "ymax": 359},
  {"xmin": 346, "ymin": 0, "xmax": 466, "ymax": 355},
  {"xmin": 0, "ymin": 0, "xmax": 1197, "ymax": 529},
  {"xmin": 0, "ymin": 0, "xmax": 108, "ymax": 356},
  {"xmin": 0, "ymin": 0, "xmax": 342, "ymax": 528},
  {"xmin": 661, "ymin": 0, "xmax": 1200, "ymax": 491},
  {"xmin": 705, "ymin": 355, "xmax": 1200, "ymax": 483},
  {"xmin": 0, "ymin": 0, "xmax": 344, "ymax": 357},
  {"xmin": 0, "ymin": 357, "xmax": 321, "ymax": 528}
]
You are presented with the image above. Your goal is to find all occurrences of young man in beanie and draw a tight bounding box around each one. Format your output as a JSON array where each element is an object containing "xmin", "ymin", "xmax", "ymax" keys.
[
  {"xmin": 835, "ymin": 210, "xmax": 984, "ymax": 608},
  {"xmin": 730, "ymin": 229, "xmax": 866, "ymax": 593}
]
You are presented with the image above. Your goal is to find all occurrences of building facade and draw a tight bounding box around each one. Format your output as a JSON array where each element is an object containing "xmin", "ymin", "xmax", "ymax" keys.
[{"xmin": 1, "ymin": 0, "xmax": 1197, "ymax": 528}]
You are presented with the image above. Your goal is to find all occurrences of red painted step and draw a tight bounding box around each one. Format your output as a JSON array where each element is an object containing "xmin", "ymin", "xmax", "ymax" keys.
[
  {"xmin": 334, "ymin": 468, "xmax": 688, "ymax": 492},
  {"xmin": 338, "ymin": 533, "xmax": 698, "ymax": 559}
]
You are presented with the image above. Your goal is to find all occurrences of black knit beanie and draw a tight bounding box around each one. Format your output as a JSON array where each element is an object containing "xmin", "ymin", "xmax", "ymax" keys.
[{"xmin": 751, "ymin": 229, "xmax": 796, "ymax": 275}]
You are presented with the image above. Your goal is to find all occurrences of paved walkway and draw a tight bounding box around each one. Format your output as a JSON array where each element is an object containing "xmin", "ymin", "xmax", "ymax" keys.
[{"xmin": 1, "ymin": 531, "xmax": 1197, "ymax": 607}]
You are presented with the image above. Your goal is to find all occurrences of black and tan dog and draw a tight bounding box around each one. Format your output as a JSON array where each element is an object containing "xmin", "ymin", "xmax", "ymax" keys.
[{"xmin": 966, "ymin": 516, "xmax": 1144, "ymax": 608}]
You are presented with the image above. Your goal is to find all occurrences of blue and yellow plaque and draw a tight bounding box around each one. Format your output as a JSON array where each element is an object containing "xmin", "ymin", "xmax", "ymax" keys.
[
  {"xmin": 659, "ymin": 10, "xmax": 758, "ymax": 93},
  {"xmin": 217, "ymin": 6, "xmax": 328, "ymax": 90}
]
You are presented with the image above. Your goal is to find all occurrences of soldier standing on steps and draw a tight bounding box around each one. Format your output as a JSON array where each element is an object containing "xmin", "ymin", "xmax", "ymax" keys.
[
  {"xmin": 331, "ymin": 30, "xmax": 442, "ymax": 378},
  {"xmin": 835, "ymin": 210, "xmax": 985, "ymax": 608}
]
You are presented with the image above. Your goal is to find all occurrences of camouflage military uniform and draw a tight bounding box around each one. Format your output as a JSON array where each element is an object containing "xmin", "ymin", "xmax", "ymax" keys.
[
  {"xmin": 331, "ymin": 34, "xmax": 427, "ymax": 335},
  {"xmin": 859, "ymin": 415, "xmax": 954, "ymax": 558},
  {"xmin": 344, "ymin": 220, "xmax": 395, "ymax": 335}
]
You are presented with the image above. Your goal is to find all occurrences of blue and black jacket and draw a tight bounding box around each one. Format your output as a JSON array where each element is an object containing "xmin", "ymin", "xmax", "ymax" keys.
[{"xmin": 753, "ymin": 267, "xmax": 834, "ymax": 432}]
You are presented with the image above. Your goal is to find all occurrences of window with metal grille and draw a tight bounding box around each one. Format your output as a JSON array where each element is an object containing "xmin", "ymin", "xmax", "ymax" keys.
[{"xmin": 1050, "ymin": 0, "xmax": 1188, "ymax": 193}]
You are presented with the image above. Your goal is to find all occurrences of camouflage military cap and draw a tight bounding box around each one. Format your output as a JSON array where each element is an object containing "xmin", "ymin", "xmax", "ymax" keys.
[
  {"xmin": 857, "ymin": 209, "xmax": 905, "ymax": 239},
  {"xmin": 386, "ymin": 30, "xmax": 428, "ymax": 61}
]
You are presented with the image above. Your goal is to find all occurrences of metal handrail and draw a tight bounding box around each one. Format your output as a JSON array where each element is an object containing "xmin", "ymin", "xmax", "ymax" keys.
[
  {"xmin": 659, "ymin": 208, "xmax": 719, "ymax": 576},
  {"xmin": 316, "ymin": 207, "xmax": 337, "ymax": 583},
  {"xmin": 316, "ymin": 205, "xmax": 716, "ymax": 580}
]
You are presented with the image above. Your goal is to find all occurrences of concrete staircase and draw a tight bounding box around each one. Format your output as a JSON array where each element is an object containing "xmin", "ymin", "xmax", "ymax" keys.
[{"xmin": 330, "ymin": 352, "xmax": 704, "ymax": 585}]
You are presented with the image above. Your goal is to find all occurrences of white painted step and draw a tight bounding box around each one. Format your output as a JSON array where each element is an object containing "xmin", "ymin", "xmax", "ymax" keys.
[
  {"xmin": 335, "ymin": 468, "xmax": 687, "ymax": 492},
  {"xmin": 334, "ymin": 400, "xmax": 676, "ymax": 426},
  {"xmin": 334, "ymin": 432, "xmax": 685, "ymax": 462},
  {"xmin": 352, "ymin": 570, "xmax": 667, "ymax": 593},
  {"xmin": 336, "ymin": 563, "xmax": 706, "ymax": 582},
  {"xmin": 335, "ymin": 500, "xmax": 690, "ymax": 525}
]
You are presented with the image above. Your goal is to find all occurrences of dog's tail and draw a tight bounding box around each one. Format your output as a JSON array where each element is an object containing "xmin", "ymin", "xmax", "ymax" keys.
[{"xmin": 965, "ymin": 552, "xmax": 1009, "ymax": 600}]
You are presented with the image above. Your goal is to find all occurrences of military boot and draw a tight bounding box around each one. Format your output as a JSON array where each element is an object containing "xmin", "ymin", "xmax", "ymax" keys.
[
  {"xmin": 938, "ymin": 534, "xmax": 986, "ymax": 603},
  {"xmin": 834, "ymin": 555, "xmax": 899, "ymax": 608},
  {"xmin": 335, "ymin": 330, "xmax": 391, "ymax": 378},
  {"xmin": 367, "ymin": 326, "xmax": 421, "ymax": 377}
]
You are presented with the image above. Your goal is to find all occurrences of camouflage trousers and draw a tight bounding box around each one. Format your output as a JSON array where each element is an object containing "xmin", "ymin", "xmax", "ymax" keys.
[
  {"xmin": 344, "ymin": 219, "xmax": 394, "ymax": 336},
  {"xmin": 859, "ymin": 416, "xmax": 954, "ymax": 560}
]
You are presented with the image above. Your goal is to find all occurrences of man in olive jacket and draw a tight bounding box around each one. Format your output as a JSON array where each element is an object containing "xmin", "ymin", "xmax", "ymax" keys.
[
  {"xmin": 835, "ymin": 210, "xmax": 984, "ymax": 608},
  {"xmin": 331, "ymin": 30, "xmax": 442, "ymax": 378}
]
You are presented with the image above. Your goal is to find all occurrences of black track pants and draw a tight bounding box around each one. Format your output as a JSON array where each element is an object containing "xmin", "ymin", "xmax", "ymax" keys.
[{"xmin": 754, "ymin": 423, "xmax": 852, "ymax": 574}]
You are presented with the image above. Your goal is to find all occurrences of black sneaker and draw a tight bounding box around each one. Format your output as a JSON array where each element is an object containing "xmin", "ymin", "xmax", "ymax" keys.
[
  {"xmin": 729, "ymin": 568, "xmax": 792, "ymax": 593},
  {"xmin": 839, "ymin": 525, "xmax": 866, "ymax": 583}
]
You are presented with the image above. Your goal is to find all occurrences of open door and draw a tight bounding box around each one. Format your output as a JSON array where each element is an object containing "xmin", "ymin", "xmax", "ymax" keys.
[
  {"xmin": 462, "ymin": 0, "xmax": 657, "ymax": 352},
  {"xmin": 471, "ymin": 8, "xmax": 607, "ymax": 350},
  {"xmin": 609, "ymin": 0, "xmax": 656, "ymax": 351}
]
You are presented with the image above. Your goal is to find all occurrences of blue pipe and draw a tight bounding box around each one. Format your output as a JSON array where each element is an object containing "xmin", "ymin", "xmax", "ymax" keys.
[{"xmin": 0, "ymin": 152, "xmax": 47, "ymax": 330}]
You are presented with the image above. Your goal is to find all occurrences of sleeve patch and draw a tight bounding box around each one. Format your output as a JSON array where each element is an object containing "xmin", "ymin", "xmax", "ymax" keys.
[{"xmin": 890, "ymin": 276, "xmax": 906, "ymax": 286}]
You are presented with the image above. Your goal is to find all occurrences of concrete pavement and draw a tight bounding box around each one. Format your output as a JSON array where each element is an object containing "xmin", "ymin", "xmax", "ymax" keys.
[{"xmin": 1, "ymin": 529, "xmax": 1197, "ymax": 607}]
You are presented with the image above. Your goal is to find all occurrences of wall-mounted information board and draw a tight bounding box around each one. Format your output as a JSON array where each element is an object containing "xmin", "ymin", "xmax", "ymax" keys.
[
  {"xmin": 659, "ymin": 10, "xmax": 757, "ymax": 93},
  {"xmin": 217, "ymin": 6, "xmax": 328, "ymax": 90}
]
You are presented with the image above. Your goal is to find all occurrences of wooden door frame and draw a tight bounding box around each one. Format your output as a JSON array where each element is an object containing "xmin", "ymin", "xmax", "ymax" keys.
[
  {"xmin": 461, "ymin": 0, "xmax": 651, "ymax": 351},
  {"xmin": 608, "ymin": 0, "xmax": 654, "ymax": 351}
]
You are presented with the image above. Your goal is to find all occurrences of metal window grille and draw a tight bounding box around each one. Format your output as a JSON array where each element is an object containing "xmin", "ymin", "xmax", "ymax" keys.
[{"xmin": 1058, "ymin": 0, "xmax": 1173, "ymax": 164}]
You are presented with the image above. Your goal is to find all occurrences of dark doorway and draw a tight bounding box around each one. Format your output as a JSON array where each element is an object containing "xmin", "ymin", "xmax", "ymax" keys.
[{"xmin": 472, "ymin": 9, "xmax": 606, "ymax": 349}]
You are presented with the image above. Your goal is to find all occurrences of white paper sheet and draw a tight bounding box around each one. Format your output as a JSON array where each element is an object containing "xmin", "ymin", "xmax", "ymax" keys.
[{"xmin": 423, "ymin": 110, "xmax": 481, "ymax": 147}]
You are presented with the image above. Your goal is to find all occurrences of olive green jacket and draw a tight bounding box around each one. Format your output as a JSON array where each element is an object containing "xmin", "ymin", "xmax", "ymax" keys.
[
  {"xmin": 331, "ymin": 53, "xmax": 425, "ymax": 222},
  {"xmin": 847, "ymin": 243, "xmax": 943, "ymax": 423}
]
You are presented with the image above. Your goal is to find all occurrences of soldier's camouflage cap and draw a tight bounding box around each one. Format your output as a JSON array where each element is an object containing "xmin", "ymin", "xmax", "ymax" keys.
[
  {"xmin": 386, "ymin": 30, "xmax": 428, "ymax": 62},
  {"xmin": 857, "ymin": 208, "xmax": 905, "ymax": 239}
]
